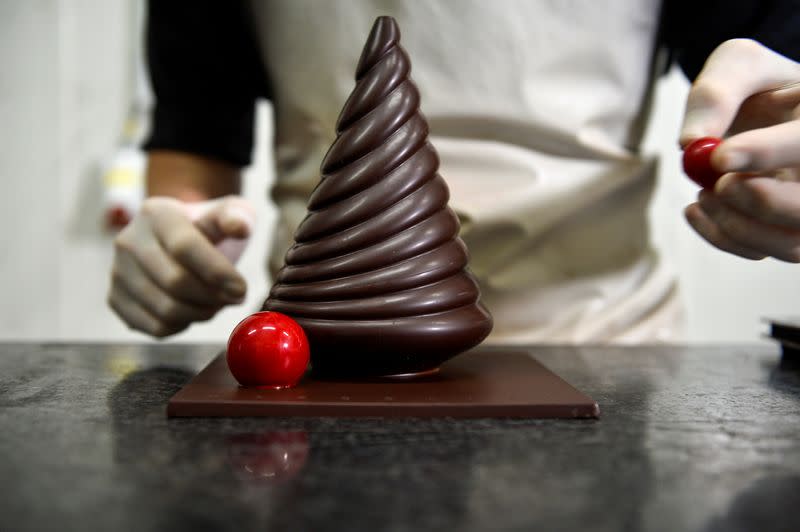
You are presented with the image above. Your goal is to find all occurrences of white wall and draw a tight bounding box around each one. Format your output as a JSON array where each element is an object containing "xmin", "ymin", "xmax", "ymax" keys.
[
  {"xmin": 0, "ymin": 1, "xmax": 796, "ymax": 343},
  {"xmin": 1, "ymin": 0, "xmax": 61, "ymax": 338},
  {"xmin": 0, "ymin": 0, "xmax": 274, "ymax": 343}
]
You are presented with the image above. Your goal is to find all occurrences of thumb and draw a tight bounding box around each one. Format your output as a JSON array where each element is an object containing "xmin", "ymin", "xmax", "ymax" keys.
[
  {"xmin": 679, "ymin": 39, "xmax": 800, "ymax": 146},
  {"xmin": 185, "ymin": 196, "xmax": 256, "ymax": 244}
]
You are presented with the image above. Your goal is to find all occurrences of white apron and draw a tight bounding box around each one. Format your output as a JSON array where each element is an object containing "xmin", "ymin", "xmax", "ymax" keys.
[{"xmin": 250, "ymin": 0, "xmax": 684, "ymax": 344}]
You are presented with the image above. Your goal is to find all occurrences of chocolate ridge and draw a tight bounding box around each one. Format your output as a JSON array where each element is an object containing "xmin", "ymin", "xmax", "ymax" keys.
[
  {"xmin": 297, "ymin": 145, "xmax": 438, "ymax": 242},
  {"xmin": 287, "ymin": 173, "xmax": 448, "ymax": 264},
  {"xmin": 338, "ymin": 46, "xmax": 410, "ymax": 132},
  {"xmin": 308, "ymin": 116, "xmax": 430, "ymax": 210},
  {"xmin": 321, "ymin": 80, "xmax": 420, "ymax": 173},
  {"xmin": 277, "ymin": 209, "xmax": 459, "ymax": 283},
  {"xmin": 355, "ymin": 16, "xmax": 400, "ymax": 80},
  {"xmin": 266, "ymin": 275, "xmax": 480, "ymax": 320},
  {"xmin": 271, "ymin": 240, "xmax": 470, "ymax": 302}
]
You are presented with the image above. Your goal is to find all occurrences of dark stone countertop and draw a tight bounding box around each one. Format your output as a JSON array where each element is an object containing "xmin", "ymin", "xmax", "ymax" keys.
[{"xmin": 1, "ymin": 343, "xmax": 799, "ymax": 532}]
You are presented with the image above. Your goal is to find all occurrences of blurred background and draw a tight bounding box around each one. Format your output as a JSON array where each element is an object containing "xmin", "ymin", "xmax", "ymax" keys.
[{"xmin": 1, "ymin": 0, "xmax": 797, "ymax": 343}]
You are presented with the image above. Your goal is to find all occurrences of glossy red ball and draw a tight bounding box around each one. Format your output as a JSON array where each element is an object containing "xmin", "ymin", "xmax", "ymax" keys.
[
  {"xmin": 682, "ymin": 136, "xmax": 723, "ymax": 189},
  {"xmin": 227, "ymin": 311, "xmax": 310, "ymax": 389}
]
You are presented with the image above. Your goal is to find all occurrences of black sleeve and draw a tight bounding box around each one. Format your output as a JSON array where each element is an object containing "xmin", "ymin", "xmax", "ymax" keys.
[
  {"xmin": 142, "ymin": 0, "xmax": 270, "ymax": 167},
  {"xmin": 660, "ymin": 0, "xmax": 800, "ymax": 81}
]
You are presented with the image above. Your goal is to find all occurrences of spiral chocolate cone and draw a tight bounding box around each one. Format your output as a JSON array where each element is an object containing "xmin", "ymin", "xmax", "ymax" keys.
[{"xmin": 263, "ymin": 16, "xmax": 493, "ymax": 377}]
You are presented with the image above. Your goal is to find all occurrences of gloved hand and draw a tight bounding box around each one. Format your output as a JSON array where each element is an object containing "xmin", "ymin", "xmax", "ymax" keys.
[
  {"xmin": 108, "ymin": 195, "xmax": 256, "ymax": 337},
  {"xmin": 681, "ymin": 39, "xmax": 800, "ymax": 262}
]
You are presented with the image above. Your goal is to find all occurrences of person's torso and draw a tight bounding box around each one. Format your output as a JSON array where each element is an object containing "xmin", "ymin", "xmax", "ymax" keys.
[{"xmin": 250, "ymin": 0, "xmax": 681, "ymax": 343}]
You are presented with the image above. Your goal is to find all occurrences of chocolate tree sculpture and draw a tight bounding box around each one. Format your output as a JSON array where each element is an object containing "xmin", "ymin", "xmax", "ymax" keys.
[{"xmin": 263, "ymin": 16, "xmax": 492, "ymax": 377}]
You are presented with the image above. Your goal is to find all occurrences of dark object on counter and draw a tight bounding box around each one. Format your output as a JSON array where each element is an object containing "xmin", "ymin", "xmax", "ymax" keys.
[
  {"xmin": 167, "ymin": 349, "xmax": 598, "ymax": 419},
  {"xmin": 765, "ymin": 317, "xmax": 800, "ymax": 357},
  {"xmin": 262, "ymin": 16, "xmax": 492, "ymax": 378}
]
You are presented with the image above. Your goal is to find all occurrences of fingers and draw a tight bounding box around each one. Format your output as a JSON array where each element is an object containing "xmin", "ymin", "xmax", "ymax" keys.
[
  {"xmin": 684, "ymin": 201, "xmax": 767, "ymax": 261},
  {"xmin": 188, "ymin": 196, "xmax": 256, "ymax": 241},
  {"xmin": 686, "ymin": 189, "xmax": 800, "ymax": 262},
  {"xmin": 108, "ymin": 196, "xmax": 250, "ymax": 338},
  {"xmin": 144, "ymin": 202, "xmax": 247, "ymax": 296},
  {"xmin": 113, "ymin": 252, "xmax": 221, "ymax": 324},
  {"xmin": 115, "ymin": 233, "xmax": 242, "ymax": 306},
  {"xmin": 110, "ymin": 235, "xmax": 230, "ymax": 337},
  {"xmin": 108, "ymin": 274, "xmax": 219, "ymax": 338},
  {"xmin": 108, "ymin": 286, "xmax": 187, "ymax": 338},
  {"xmin": 680, "ymin": 39, "xmax": 800, "ymax": 145},
  {"xmin": 714, "ymin": 173, "xmax": 800, "ymax": 230},
  {"xmin": 185, "ymin": 196, "xmax": 256, "ymax": 265},
  {"xmin": 679, "ymin": 38, "xmax": 800, "ymax": 263},
  {"xmin": 713, "ymin": 120, "xmax": 800, "ymax": 173}
]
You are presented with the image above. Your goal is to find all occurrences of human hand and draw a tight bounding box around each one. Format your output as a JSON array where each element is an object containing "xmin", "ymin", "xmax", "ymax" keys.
[
  {"xmin": 108, "ymin": 195, "xmax": 256, "ymax": 337},
  {"xmin": 680, "ymin": 39, "xmax": 800, "ymax": 261}
]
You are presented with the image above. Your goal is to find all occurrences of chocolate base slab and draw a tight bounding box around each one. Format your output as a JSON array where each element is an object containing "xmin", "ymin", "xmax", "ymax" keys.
[{"xmin": 167, "ymin": 349, "xmax": 599, "ymax": 419}]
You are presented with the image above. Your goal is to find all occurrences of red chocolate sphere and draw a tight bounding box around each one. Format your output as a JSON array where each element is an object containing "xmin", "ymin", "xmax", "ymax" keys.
[
  {"xmin": 227, "ymin": 311, "xmax": 310, "ymax": 388},
  {"xmin": 682, "ymin": 136, "xmax": 723, "ymax": 190}
]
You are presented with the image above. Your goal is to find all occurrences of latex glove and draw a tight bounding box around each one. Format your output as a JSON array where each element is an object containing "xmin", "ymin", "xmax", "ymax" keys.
[
  {"xmin": 681, "ymin": 39, "xmax": 800, "ymax": 262},
  {"xmin": 108, "ymin": 195, "xmax": 256, "ymax": 337}
]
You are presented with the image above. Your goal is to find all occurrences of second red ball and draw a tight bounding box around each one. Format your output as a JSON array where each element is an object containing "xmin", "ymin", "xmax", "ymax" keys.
[{"xmin": 682, "ymin": 136, "xmax": 723, "ymax": 190}]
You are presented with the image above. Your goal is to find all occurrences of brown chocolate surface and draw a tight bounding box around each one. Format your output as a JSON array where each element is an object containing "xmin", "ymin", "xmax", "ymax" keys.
[
  {"xmin": 167, "ymin": 349, "xmax": 600, "ymax": 419},
  {"xmin": 263, "ymin": 16, "xmax": 492, "ymax": 377}
]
